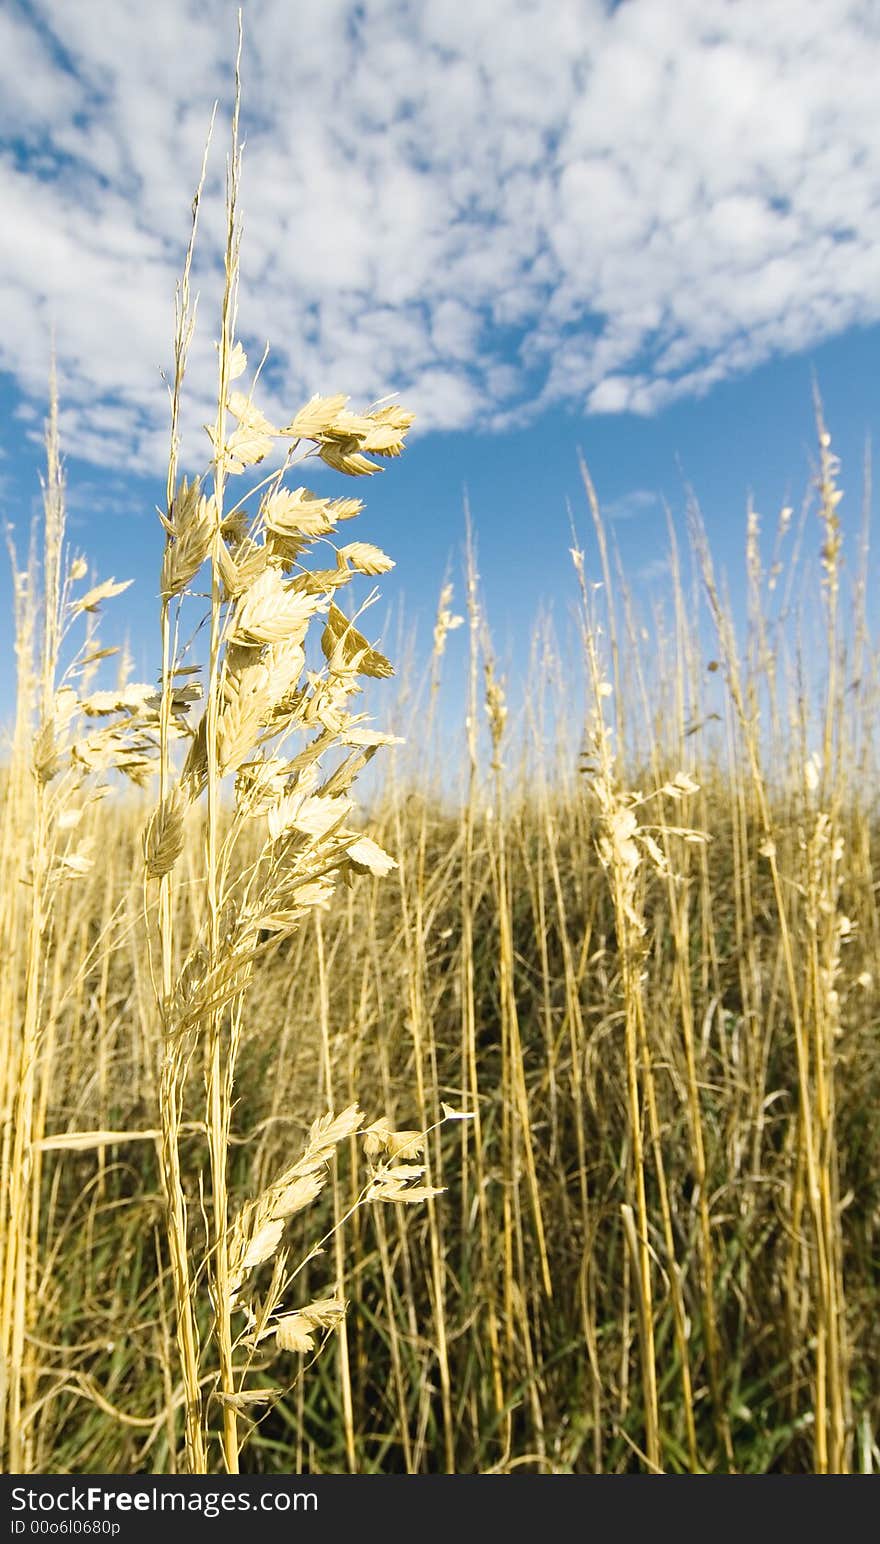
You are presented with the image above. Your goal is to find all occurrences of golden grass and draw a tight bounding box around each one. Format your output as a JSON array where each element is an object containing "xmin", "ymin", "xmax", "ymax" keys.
[{"xmin": 2, "ymin": 32, "xmax": 879, "ymax": 1478}]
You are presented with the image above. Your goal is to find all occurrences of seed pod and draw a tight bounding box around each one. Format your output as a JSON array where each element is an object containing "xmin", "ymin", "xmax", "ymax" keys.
[{"xmin": 144, "ymin": 789, "xmax": 187, "ymax": 878}]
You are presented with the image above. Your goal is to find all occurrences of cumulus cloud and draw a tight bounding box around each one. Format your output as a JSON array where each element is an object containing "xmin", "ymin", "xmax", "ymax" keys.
[{"xmin": 1, "ymin": 0, "xmax": 879, "ymax": 471}]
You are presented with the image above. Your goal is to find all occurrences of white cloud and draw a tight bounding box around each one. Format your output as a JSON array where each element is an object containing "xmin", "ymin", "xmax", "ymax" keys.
[
  {"xmin": 1, "ymin": 0, "xmax": 879, "ymax": 472},
  {"xmin": 603, "ymin": 488, "xmax": 662, "ymax": 523}
]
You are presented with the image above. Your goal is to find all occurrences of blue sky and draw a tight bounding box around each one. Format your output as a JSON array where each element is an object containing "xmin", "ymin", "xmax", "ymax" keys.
[{"xmin": 2, "ymin": 0, "xmax": 879, "ymax": 732}]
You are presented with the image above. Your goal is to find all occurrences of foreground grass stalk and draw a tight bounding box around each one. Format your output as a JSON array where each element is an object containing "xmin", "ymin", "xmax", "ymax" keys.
[
  {"xmin": 152, "ymin": 118, "xmax": 212, "ymax": 1477},
  {"xmin": 460, "ymin": 526, "xmax": 505, "ymax": 1436},
  {"xmin": 572, "ymin": 540, "xmax": 660, "ymax": 1472},
  {"xmin": 392, "ymin": 833, "xmax": 455, "ymax": 1472},
  {"xmin": 315, "ymin": 917, "xmax": 357, "ymax": 1472},
  {"xmin": 0, "ymin": 552, "xmax": 33, "ymax": 1467},
  {"xmin": 811, "ymin": 411, "xmax": 850, "ymax": 1471},
  {"xmin": 1, "ymin": 383, "xmax": 64, "ymax": 1471},
  {"xmin": 489, "ymin": 690, "xmax": 553, "ymax": 1305},
  {"xmin": 666, "ymin": 530, "xmax": 735, "ymax": 1470},
  {"xmin": 143, "ymin": 23, "xmax": 416, "ymax": 1471},
  {"xmin": 203, "ymin": 55, "xmax": 243, "ymax": 1472}
]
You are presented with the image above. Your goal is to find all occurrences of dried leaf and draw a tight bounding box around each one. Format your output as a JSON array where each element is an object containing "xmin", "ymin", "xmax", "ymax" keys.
[
  {"xmin": 346, "ymin": 835, "xmax": 397, "ymax": 876},
  {"xmin": 72, "ymin": 577, "xmax": 133, "ymax": 615},
  {"xmin": 228, "ymin": 341, "xmax": 248, "ymax": 381},
  {"xmin": 231, "ymin": 568, "xmax": 324, "ymax": 647},
  {"xmin": 264, "ymin": 487, "xmax": 336, "ymax": 538},
  {"xmin": 318, "ymin": 441, "xmax": 380, "ymax": 477},
  {"xmin": 339, "ymin": 542, "xmax": 395, "ymax": 575},
  {"xmin": 321, "ymin": 604, "xmax": 393, "ymax": 679},
  {"xmin": 282, "ymin": 394, "xmax": 348, "ymax": 440},
  {"xmin": 275, "ymin": 1316, "xmax": 315, "ymax": 1354},
  {"xmin": 268, "ymin": 792, "xmax": 351, "ymax": 842},
  {"xmin": 144, "ymin": 789, "xmax": 188, "ymax": 879}
]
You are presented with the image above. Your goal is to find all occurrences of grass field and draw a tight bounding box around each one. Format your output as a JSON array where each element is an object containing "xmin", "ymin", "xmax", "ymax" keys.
[{"xmin": 1, "ymin": 67, "xmax": 878, "ymax": 1477}]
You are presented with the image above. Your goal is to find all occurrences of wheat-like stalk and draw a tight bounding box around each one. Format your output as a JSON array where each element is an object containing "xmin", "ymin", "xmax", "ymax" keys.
[{"xmin": 139, "ymin": 21, "xmax": 437, "ymax": 1473}]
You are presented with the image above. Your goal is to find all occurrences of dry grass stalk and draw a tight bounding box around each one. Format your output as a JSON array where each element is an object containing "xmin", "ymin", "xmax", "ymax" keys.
[
  {"xmin": 0, "ymin": 376, "xmax": 161, "ymax": 1469},
  {"xmin": 141, "ymin": 25, "xmax": 421, "ymax": 1473}
]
